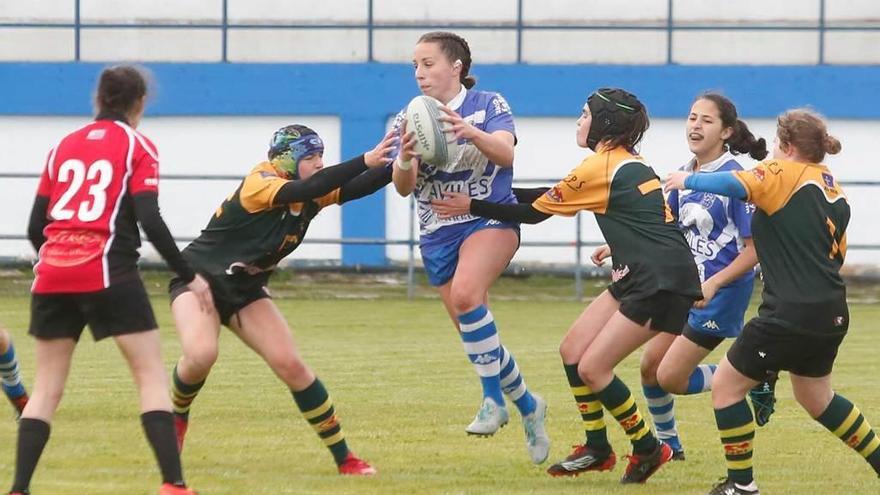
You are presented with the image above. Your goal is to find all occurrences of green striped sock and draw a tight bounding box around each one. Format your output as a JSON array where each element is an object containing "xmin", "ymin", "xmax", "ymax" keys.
[{"xmin": 292, "ymin": 378, "xmax": 349, "ymax": 465}]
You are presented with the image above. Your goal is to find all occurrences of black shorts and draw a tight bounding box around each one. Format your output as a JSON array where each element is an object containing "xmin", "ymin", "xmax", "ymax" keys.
[
  {"xmin": 682, "ymin": 323, "xmax": 726, "ymax": 351},
  {"xmin": 726, "ymin": 317, "xmax": 847, "ymax": 381},
  {"xmin": 29, "ymin": 279, "xmax": 157, "ymax": 341},
  {"xmin": 169, "ymin": 275, "xmax": 270, "ymax": 327},
  {"xmin": 610, "ymin": 289, "xmax": 695, "ymax": 334}
]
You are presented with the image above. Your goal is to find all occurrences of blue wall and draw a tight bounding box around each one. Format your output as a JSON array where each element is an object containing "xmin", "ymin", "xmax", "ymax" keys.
[{"xmin": 2, "ymin": 63, "xmax": 879, "ymax": 264}]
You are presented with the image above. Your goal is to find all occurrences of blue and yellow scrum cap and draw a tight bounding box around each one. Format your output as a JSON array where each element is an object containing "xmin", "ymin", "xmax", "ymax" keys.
[
  {"xmin": 586, "ymin": 87, "xmax": 644, "ymax": 150},
  {"xmin": 268, "ymin": 124, "xmax": 324, "ymax": 179}
]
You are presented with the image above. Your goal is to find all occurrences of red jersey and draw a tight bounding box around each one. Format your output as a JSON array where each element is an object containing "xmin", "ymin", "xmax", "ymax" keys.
[{"xmin": 32, "ymin": 119, "xmax": 160, "ymax": 294}]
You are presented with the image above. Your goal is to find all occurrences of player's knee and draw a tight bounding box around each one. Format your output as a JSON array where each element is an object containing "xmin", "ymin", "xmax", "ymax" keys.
[
  {"xmin": 792, "ymin": 385, "xmax": 833, "ymax": 418},
  {"xmin": 270, "ymin": 354, "xmax": 309, "ymax": 385},
  {"xmin": 640, "ymin": 355, "xmax": 661, "ymax": 385},
  {"xmin": 577, "ymin": 361, "xmax": 605, "ymax": 390},
  {"xmin": 185, "ymin": 345, "xmax": 218, "ymax": 376},
  {"xmin": 656, "ymin": 366, "xmax": 687, "ymax": 395},
  {"xmin": 449, "ymin": 284, "xmax": 482, "ymax": 315}
]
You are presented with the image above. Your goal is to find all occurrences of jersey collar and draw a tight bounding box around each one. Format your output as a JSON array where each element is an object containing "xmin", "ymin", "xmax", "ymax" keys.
[
  {"xmin": 686, "ymin": 150, "xmax": 736, "ymax": 173},
  {"xmin": 446, "ymin": 85, "xmax": 467, "ymax": 111}
]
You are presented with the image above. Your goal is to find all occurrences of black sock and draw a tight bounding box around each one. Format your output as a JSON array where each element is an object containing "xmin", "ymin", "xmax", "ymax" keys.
[
  {"xmin": 141, "ymin": 410, "xmax": 185, "ymax": 486},
  {"xmin": 11, "ymin": 418, "xmax": 51, "ymax": 493}
]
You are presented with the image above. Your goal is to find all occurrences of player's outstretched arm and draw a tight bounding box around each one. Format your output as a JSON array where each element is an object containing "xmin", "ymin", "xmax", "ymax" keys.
[
  {"xmin": 273, "ymin": 132, "xmax": 396, "ymax": 205},
  {"xmin": 431, "ymin": 191, "xmax": 551, "ymax": 224},
  {"xmin": 338, "ymin": 166, "xmax": 393, "ymax": 204},
  {"xmin": 512, "ymin": 187, "xmax": 550, "ymax": 204},
  {"xmin": 665, "ymin": 171, "xmax": 747, "ymax": 200}
]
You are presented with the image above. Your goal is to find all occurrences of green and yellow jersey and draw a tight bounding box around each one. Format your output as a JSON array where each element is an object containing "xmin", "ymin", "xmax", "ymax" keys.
[
  {"xmin": 182, "ymin": 162, "xmax": 340, "ymax": 283},
  {"xmin": 733, "ymin": 159, "xmax": 850, "ymax": 332},
  {"xmin": 533, "ymin": 146, "xmax": 701, "ymax": 301}
]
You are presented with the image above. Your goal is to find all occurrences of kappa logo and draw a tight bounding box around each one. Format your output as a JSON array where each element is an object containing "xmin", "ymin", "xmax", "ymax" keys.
[
  {"xmin": 751, "ymin": 168, "xmax": 765, "ymax": 181},
  {"xmin": 834, "ymin": 315, "xmax": 846, "ymax": 326},
  {"xmin": 758, "ymin": 351, "xmax": 766, "ymax": 358},
  {"xmin": 702, "ymin": 320, "xmax": 720, "ymax": 331},
  {"xmin": 473, "ymin": 353, "xmax": 497, "ymax": 365}
]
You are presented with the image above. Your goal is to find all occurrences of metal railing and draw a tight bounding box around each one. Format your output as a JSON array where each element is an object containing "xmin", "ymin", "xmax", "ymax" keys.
[
  {"xmin": 2, "ymin": 172, "xmax": 880, "ymax": 299},
  {"xmin": 2, "ymin": 0, "xmax": 878, "ymax": 64}
]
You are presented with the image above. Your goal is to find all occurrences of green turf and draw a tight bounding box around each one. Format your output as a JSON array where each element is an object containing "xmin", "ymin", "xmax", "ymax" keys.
[{"xmin": 0, "ymin": 269, "xmax": 877, "ymax": 494}]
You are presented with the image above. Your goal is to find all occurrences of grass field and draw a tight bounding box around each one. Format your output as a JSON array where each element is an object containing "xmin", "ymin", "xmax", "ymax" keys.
[{"xmin": 0, "ymin": 268, "xmax": 878, "ymax": 494}]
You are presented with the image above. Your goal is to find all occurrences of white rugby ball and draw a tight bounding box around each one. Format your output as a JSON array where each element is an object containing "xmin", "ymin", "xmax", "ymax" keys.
[{"xmin": 404, "ymin": 95, "xmax": 459, "ymax": 168}]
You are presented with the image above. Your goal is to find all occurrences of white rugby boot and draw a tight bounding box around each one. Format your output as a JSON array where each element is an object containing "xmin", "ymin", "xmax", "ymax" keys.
[
  {"xmin": 522, "ymin": 394, "xmax": 551, "ymax": 464},
  {"xmin": 466, "ymin": 397, "xmax": 509, "ymax": 436}
]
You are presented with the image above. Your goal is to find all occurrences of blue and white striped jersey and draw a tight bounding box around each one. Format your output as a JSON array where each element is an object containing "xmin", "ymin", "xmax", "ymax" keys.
[
  {"xmin": 668, "ymin": 151, "xmax": 755, "ymax": 284},
  {"xmin": 392, "ymin": 86, "xmax": 517, "ymax": 246}
]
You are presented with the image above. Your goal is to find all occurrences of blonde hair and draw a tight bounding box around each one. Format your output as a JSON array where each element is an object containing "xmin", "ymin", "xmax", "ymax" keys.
[{"xmin": 777, "ymin": 108, "xmax": 841, "ymax": 163}]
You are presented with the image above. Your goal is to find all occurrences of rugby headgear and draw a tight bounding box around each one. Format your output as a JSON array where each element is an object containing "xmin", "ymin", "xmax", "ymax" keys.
[
  {"xmin": 268, "ymin": 124, "xmax": 324, "ymax": 179},
  {"xmin": 586, "ymin": 88, "xmax": 644, "ymax": 151}
]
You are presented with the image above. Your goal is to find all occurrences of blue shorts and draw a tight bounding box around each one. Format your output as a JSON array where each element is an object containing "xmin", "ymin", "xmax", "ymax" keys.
[
  {"xmin": 687, "ymin": 276, "xmax": 754, "ymax": 339},
  {"xmin": 420, "ymin": 218, "xmax": 519, "ymax": 287}
]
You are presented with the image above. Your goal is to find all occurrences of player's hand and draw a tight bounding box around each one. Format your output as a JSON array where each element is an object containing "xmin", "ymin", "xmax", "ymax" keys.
[
  {"xmin": 590, "ymin": 244, "xmax": 612, "ymax": 266},
  {"xmin": 187, "ymin": 274, "xmax": 215, "ymax": 314},
  {"xmin": 664, "ymin": 171, "xmax": 691, "ymax": 192},
  {"xmin": 397, "ymin": 121, "xmax": 421, "ymax": 171},
  {"xmin": 438, "ymin": 105, "xmax": 478, "ymax": 141},
  {"xmin": 364, "ymin": 130, "xmax": 397, "ymax": 168},
  {"xmin": 693, "ymin": 279, "xmax": 718, "ymax": 309},
  {"xmin": 431, "ymin": 192, "xmax": 471, "ymax": 219}
]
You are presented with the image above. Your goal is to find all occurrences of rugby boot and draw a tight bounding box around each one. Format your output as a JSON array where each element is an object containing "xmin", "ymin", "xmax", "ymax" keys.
[
  {"xmin": 9, "ymin": 392, "xmax": 28, "ymax": 421},
  {"xmin": 158, "ymin": 483, "xmax": 198, "ymax": 495},
  {"xmin": 620, "ymin": 440, "xmax": 673, "ymax": 484},
  {"xmin": 465, "ymin": 397, "xmax": 509, "ymax": 436},
  {"xmin": 337, "ymin": 452, "xmax": 377, "ymax": 475},
  {"xmin": 707, "ymin": 477, "xmax": 760, "ymax": 494},
  {"xmin": 522, "ymin": 394, "xmax": 550, "ymax": 464},
  {"xmin": 749, "ymin": 371, "xmax": 778, "ymax": 427},
  {"xmin": 546, "ymin": 444, "xmax": 616, "ymax": 476},
  {"xmin": 173, "ymin": 413, "xmax": 188, "ymax": 452}
]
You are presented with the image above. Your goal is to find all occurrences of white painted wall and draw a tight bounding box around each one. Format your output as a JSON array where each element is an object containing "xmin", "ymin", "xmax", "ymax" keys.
[
  {"xmin": 0, "ymin": 116, "xmax": 342, "ymax": 265},
  {"xmin": 1, "ymin": 0, "xmax": 878, "ymax": 63},
  {"xmin": 2, "ymin": 115, "xmax": 878, "ymax": 267}
]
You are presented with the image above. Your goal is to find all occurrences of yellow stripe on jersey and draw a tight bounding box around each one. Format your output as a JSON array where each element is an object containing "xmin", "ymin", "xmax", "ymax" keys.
[
  {"xmin": 315, "ymin": 188, "xmax": 342, "ymax": 209},
  {"xmin": 637, "ymin": 178, "xmax": 661, "ymax": 195}
]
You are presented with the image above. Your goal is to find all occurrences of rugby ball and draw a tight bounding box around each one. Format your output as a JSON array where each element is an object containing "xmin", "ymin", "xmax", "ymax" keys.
[{"xmin": 404, "ymin": 95, "xmax": 459, "ymax": 168}]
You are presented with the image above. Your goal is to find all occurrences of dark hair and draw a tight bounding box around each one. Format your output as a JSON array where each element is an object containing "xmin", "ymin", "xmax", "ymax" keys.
[
  {"xmin": 95, "ymin": 65, "xmax": 149, "ymax": 117},
  {"xmin": 777, "ymin": 108, "xmax": 841, "ymax": 163},
  {"xmin": 697, "ymin": 92, "xmax": 768, "ymax": 160},
  {"xmin": 417, "ymin": 31, "xmax": 476, "ymax": 89},
  {"xmin": 586, "ymin": 88, "xmax": 649, "ymax": 151}
]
